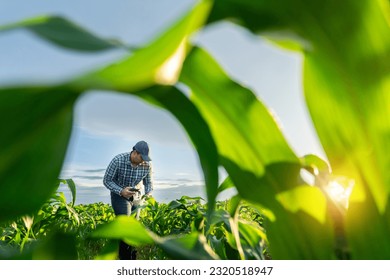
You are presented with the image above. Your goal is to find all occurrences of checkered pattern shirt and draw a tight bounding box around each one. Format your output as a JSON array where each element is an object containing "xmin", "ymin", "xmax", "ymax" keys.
[{"xmin": 103, "ymin": 152, "xmax": 153, "ymax": 196}]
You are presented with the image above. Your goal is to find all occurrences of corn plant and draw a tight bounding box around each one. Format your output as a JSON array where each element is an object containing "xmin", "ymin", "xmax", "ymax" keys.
[
  {"xmin": 0, "ymin": 180, "xmax": 115, "ymax": 259},
  {"xmin": 0, "ymin": 0, "xmax": 389, "ymax": 259},
  {"xmin": 134, "ymin": 196, "xmax": 266, "ymax": 260}
]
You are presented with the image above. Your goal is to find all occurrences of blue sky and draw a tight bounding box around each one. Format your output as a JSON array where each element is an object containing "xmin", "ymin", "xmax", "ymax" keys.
[{"xmin": 0, "ymin": 0, "xmax": 326, "ymax": 202}]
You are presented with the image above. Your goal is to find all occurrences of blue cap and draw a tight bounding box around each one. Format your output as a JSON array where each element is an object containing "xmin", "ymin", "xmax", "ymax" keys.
[{"xmin": 133, "ymin": 141, "xmax": 151, "ymax": 161}]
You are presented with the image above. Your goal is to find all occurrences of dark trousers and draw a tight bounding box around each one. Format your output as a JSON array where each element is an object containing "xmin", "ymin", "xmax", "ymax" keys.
[{"xmin": 110, "ymin": 192, "xmax": 137, "ymax": 260}]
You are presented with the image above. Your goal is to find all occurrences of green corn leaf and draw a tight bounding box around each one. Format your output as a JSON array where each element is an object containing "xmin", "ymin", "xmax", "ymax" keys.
[
  {"xmin": 180, "ymin": 47, "xmax": 300, "ymax": 205},
  {"xmin": 94, "ymin": 239, "xmax": 119, "ymax": 260},
  {"xmin": 345, "ymin": 192, "xmax": 390, "ymax": 259},
  {"xmin": 226, "ymin": 195, "xmax": 241, "ymax": 218},
  {"xmin": 31, "ymin": 231, "xmax": 78, "ymax": 260},
  {"xmin": 209, "ymin": 235, "xmax": 228, "ymax": 259},
  {"xmin": 3, "ymin": 232, "xmax": 79, "ymax": 260},
  {"xmin": 217, "ymin": 176, "xmax": 235, "ymax": 194},
  {"xmin": 180, "ymin": 47, "xmax": 299, "ymax": 194},
  {"xmin": 275, "ymin": 185, "xmax": 327, "ymax": 224},
  {"xmin": 91, "ymin": 216, "xmax": 218, "ymax": 259},
  {"xmin": 180, "ymin": 47, "xmax": 334, "ymax": 259},
  {"xmin": 0, "ymin": 86, "xmax": 79, "ymax": 223},
  {"xmin": 91, "ymin": 216, "xmax": 155, "ymax": 246},
  {"xmin": 59, "ymin": 178, "xmax": 77, "ymax": 206},
  {"xmin": 5, "ymin": 231, "xmax": 79, "ymax": 260},
  {"xmin": 0, "ymin": 0, "xmax": 213, "ymax": 223},
  {"xmin": 167, "ymin": 200, "xmax": 185, "ymax": 210},
  {"xmin": 303, "ymin": 15, "xmax": 390, "ymax": 257},
  {"xmin": 238, "ymin": 221, "xmax": 266, "ymax": 260},
  {"xmin": 0, "ymin": 15, "xmax": 126, "ymax": 52},
  {"xmin": 209, "ymin": 209, "xmax": 231, "ymax": 228},
  {"xmin": 0, "ymin": 245, "xmax": 24, "ymax": 260},
  {"xmin": 300, "ymin": 154, "xmax": 331, "ymax": 176},
  {"xmin": 207, "ymin": 0, "xmax": 390, "ymax": 259},
  {"xmin": 136, "ymin": 86, "xmax": 219, "ymax": 217},
  {"xmin": 156, "ymin": 232, "xmax": 219, "ymax": 260},
  {"xmin": 75, "ymin": 0, "xmax": 213, "ymax": 92}
]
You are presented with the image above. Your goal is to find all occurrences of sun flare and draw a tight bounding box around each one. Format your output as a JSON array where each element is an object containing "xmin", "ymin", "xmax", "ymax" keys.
[{"xmin": 324, "ymin": 177, "xmax": 355, "ymax": 209}]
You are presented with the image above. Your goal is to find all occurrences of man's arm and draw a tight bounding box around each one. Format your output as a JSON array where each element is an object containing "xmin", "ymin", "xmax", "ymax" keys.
[
  {"xmin": 143, "ymin": 164, "xmax": 153, "ymax": 195},
  {"xmin": 103, "ymin": 158, "xmax": 122, "ymax": 195}
]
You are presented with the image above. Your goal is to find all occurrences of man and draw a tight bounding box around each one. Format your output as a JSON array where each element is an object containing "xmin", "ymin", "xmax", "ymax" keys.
[{"xmin": 103, "ymin": 140, "xmax": 153, "ymax": 260}]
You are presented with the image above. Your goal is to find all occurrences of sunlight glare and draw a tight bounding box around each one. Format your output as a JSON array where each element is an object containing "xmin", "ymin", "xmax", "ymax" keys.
[
  {"xmin": 324, "ymin": 177, "xmax": 354, "ymax": 209},
  {"xmin": 155, "ymin": 40, "xmax": 187, "ymax": 85}
]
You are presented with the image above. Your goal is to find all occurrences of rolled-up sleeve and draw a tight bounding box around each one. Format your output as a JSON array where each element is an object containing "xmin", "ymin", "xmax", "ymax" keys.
[
  {"xmin": 103, "ymin": 158, "xmax": 122, "ymax": 195},
  {"xmin": 143, "ymin": 164, "xmax": 153, "ymax": 195}
]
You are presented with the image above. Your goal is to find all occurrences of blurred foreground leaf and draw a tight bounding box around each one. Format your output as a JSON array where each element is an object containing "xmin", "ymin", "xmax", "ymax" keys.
[
  {"xmin": 180, "ymin": 47, "xmax": 334, "ymax": 259},
  {"xmin": 91, "ymin": 216, "xmax": 154, "ymax": 246},
  {"xmin": 137, "ymin": 86, "xmax": 219, "ymax": 216},
  {"xmin": 91, "ymin": 216, "xmax": 218, "ymax": 259},
  {"xmin": 156, "ymin": 232, "xmax": 219, "ymax": 260},
  {"xmin": 0, "ymin": 86, "xmax": 79, "ymax": 223},
  {"xmin": 0, "ymin": 15, "xmax": 125, "ymax": 52},
  {"xmin": 75, "ymin": 0, "xmax": 212, "ymax": 91},
  {"xmin": 0, "ymin": 0, "xmax": 212, "ymax": 223},
  {"xmin": 207, "ymin": 0, "xmax": 390, "ymax": 260}
]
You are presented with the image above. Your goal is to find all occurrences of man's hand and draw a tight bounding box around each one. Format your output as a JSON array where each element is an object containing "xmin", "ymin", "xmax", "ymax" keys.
[{"xmin": 120, "ymin": 187, "xmax": 136, "ymax": 199}]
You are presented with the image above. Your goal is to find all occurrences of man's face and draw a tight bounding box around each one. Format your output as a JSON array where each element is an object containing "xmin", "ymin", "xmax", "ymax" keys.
[{"xmin": 131, "ymin": 150, "xmax": 144, "ymax": 165}]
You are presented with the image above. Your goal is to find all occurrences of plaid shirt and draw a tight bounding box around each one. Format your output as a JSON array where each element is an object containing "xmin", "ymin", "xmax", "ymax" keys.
[{"xmin": 103, "ymin": 152, "xmax": 153, "ymax": 196}]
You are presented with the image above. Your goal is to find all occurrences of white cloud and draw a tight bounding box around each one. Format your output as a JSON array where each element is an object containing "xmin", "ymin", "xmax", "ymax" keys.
[{"xmin": 73, "ymin": 90, "xmax": 192, "ymax": 147}]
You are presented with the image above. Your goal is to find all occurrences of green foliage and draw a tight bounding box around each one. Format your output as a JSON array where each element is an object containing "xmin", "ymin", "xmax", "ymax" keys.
[
  {"xmin": 140, "ymin": 196, "xmax": 267, "ymax": 260},
  {"xmin": 92, "ymin": 196, "xmax": 267, "ymax": 260},
  {"xmin": 1, "ymin": 0, "xmax": 389, "ymax": 259},
  {"xmin": 0, "ymin": 15, "xmax": 128, "ymax": 52},
  {"xmin": 0, "ymin": 189, "xmax": 115, "ymax": 260},
  {"xmin": 0, "ymin": 186, "xmax": 266, "ymax": 260}
]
